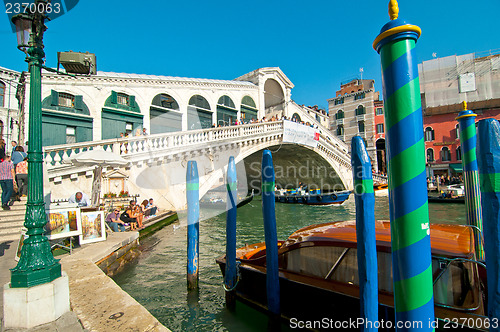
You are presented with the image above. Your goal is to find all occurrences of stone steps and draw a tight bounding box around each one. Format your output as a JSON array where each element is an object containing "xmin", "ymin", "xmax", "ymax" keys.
[{"xmin": 0, "ymin": 197, "xmax": 27, "ymax": 243}]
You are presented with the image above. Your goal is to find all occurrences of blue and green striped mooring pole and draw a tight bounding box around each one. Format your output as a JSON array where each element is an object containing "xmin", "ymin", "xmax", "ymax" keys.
[
  {"xmin": 477, "ymin": 119, "xmax": 500, "ymax": 327},
  {"xmin": 373, "ymin": 1, "xmax": 435, "ymax": 329},
  {"xmin": 186, "ymin": 160, "xmax": 200, "ymax": 290},
  {"xmin": 352, "ymin": 136, "xmax": 378, "ymax": 332},
  {"xmin": 261, "ymin": 149, "xmax": 280, "ymax": 315},
  {"xmin": 456, "ymin": 102, "xmax": 484, "ymax": 261},
  {"xmin": 224, "ymin": 156, "xmax": 238, "ymax": 308}
]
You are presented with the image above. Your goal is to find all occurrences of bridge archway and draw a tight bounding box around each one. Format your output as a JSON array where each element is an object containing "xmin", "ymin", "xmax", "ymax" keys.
[
  {"xmin": 188, "ymin": 95, "xmax": 212, "ymax": 130},
  {"xmin": 150, "ymin": 93, "xmax": 182, "ymax": 134},
  {"xmin": 241, "ymin": 144, "xmax": 346, "ymax": 194},
  {"xmin": 216, "ymin": 95, "xmax": 237, "ymax": 126},
  {"xmin": 264, "ymin": 79, "xmax": 284, "ymax": 115}
]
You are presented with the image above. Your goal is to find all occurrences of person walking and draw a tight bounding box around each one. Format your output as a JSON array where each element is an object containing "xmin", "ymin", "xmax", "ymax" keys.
[
  {"xmin": 0, "ymin": 155, "xmax": 15, "ymax": 210},
  {"xmin": 15, "ymin": 156, "xmax": 28, "ymax": 197}
]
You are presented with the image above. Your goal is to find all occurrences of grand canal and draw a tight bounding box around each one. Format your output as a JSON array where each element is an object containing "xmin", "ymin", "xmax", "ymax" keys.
[{"xmin": 113, "ymin": 195, "xmax": 467, "ymax": 331}]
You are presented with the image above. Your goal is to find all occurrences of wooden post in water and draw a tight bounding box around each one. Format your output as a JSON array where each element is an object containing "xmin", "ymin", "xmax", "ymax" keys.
[
  {"xmin": 373, "ymin": 1, "xmax": 435, "ymax": 329},
  {"xmin": 186, "ymin": 160, "xmax": 200, "ymax": 290},
  {"xmin": 261, "ymin": 149, "xmax": 280, "ymax": 315},
  {"xmin": 456, "ymin": 102, "xmax": 484, "ymax": 260},
  {"xmin": 476, "ymin": 118, "xmax": 500, "ymax": 325},
  {"xmin": 351, "ymin": 136, "xmax": 378, "ymax": 331},
  {"xmin": 224, "ymin": 156, "xmax": 238, "ymax": 309}
]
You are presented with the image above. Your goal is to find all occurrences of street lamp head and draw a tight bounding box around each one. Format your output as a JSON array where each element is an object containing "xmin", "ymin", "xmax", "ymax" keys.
[{"xmin": 11, "ymin": 13, "xmax": 33, "ymax": 52}]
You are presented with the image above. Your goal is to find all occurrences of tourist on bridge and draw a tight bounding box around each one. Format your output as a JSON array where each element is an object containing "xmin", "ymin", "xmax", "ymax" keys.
[
  {"xmin": 68, "ymin": 191, "xmax": 91, "ymax": 207},
  {"xmin": 106, "ymin": 208, "xmax": 126, "ymax": 232}
]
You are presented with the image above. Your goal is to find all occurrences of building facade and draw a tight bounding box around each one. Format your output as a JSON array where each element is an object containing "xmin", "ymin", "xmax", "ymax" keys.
[
  {"xmin": 327, "ymin": 79, "xmax": 382, "ymax": 172},
  {"xmin": 0, "ymin": 67, "xmax": 22, "ymax": 148},
  {"xmin": 4, "ymin": 67, "xmax": 302, "ymax": 147},
  {"xmin": 420, "ymin": 51, "xmax": 500, "ymax": 178}
]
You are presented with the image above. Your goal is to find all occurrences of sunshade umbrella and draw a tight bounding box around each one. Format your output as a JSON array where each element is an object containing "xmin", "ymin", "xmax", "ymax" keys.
[{"xmin": 63, "ymin": 149, "xmax": 129, "ymax": 206}]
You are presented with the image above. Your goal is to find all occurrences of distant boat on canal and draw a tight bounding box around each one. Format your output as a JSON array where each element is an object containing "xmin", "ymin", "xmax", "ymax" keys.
[
  {"xmin": 274, "ymin": 188, "xmax": 351, "ymax": 206},
  {"xmin": 217, "ymin": 220, "xmax": 488, "ymax": 330}
]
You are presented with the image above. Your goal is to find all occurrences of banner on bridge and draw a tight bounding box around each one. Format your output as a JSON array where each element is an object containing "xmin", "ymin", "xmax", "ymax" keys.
[{"xmin": 282, "ymin": 120, "xmax": 320, "ymax": 148}]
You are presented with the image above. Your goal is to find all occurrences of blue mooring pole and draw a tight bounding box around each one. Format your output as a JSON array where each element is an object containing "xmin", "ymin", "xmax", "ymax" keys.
[
  {"xmin": 186, "ymin": 160, "xmax": 200, "ymax": 290},
  {"xmin": 224, "ymin": 156, "xmax": 238, "ymax": 308},
  {"xmin": 261, "ymin": 149, "xmax": 280, "ymax": 315},
  {"xmin": 352, "ymin": 136, "xmax": 378, "ymax": 331},
  {"xmin": 477, "ymin": 119, "xmax": 500, "ymax": 328}
]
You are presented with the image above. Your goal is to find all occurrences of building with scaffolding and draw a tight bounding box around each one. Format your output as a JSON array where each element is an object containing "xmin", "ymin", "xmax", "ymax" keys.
[{"xmin": 420, "ymin": 50, "xmax": 500, "ymax": 178}]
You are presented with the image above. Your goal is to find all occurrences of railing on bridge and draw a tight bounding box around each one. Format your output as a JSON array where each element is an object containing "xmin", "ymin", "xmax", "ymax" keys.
[
  {"xmin": 43, "ymin": 121, "xmax": 284, "ymax": 168},
  {"xmin": 43, "ymin": 120, "xmax": 352, "ymax": 174}
]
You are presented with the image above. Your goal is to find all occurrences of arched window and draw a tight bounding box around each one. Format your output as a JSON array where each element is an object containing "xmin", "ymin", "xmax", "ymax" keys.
[
  {"xmin": 456, "ymin": 146, "xmax": 462, "ymax": 161},
  {"xmin": 150, "ymin": 94, "xmax": 181, "ymax": 134},
  {"xmin": 426, "ymin": 148, "xmax": 434, "ymax": 162},
  {"xmin": 336, "ymin": 125, "xmax": 344, "ymax": 136},
  {"xmin": 456, "ymin": 124, "xmax": 460, "ymax": 139},
  {"xmin": 441, "ymin": 147, "xmax": 451, "ymax": 162},
  {"xmin": 292, "ymin": 113, "xmax": 301, "ymax": 122},
  {"xmin": 241, "ymin": 96, "xmax": 257, "ymax": 123},
  {"xmin": 336, "ymin": 110, "xmax": 344, "ymax": 119},
  {"xmin": 188, "ymin": 95, "xmax": 212, "ymax": 129},
  {"xmin": 0, "ymin": 81, "xmax": 5, "ymax": 107},
  {"xmin": 216, "ymin": 95, "xmax": 237, "ymax": 126},
  {"xmin": 355, "ymin": 105, "xmax": 365, "ymax": 116},
  {"xmin": 358, "ymin": 121, "xmax": 365, "ymax": 133},
  {"xmin": 424, "ymin": 127, "xmax": 435, "ymax": 142}
]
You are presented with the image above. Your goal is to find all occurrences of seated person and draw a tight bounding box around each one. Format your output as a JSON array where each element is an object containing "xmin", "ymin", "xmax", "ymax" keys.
[
  {"xmin": 68, "ymin": 192, "xmax": 91, "ymax": 207},
  {"xmin": 120, "ymin": 200, "xmax": 140, "ymax": 231},
  {"xmin": 106, "ymin": 209, "xmax": 126, "ymax": 232},
  {"xmin": 144, "ymin": 198, "xmax": 158, "ymax": 217}
]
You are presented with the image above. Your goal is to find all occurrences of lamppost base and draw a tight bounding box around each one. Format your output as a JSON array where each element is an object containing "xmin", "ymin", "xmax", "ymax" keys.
[
  {"xmin": 10, "ymin": 262, "xmax": 62, "ymax": 288},
  {"xmin": 3, "ymin": 271, "xmax": 70, "ymax": 329}
]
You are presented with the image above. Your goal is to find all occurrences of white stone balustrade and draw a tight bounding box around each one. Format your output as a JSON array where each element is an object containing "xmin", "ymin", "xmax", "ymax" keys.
[{"xmin": 42, "ymin": 120, "xmax": 367, "ymax": 189}]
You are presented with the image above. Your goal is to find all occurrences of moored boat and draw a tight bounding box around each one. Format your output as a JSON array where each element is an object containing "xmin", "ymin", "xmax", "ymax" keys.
[
  {"xmin": 216, "ymin": 220, "xmax": 487, "ymax": 330},
  {"xmin": 428, "ymin": 196, "xmax": 465, "ymax": 204},
  {"xmin": 274, "ymin": 189, "xmax": 351, "ymax": 206},
  {"xmin": 373, "ymin": 183, "xmax": 389, "ymax": 196}
]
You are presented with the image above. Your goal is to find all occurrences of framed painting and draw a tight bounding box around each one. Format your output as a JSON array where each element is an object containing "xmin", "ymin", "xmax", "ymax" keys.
[
  {"xmin": 79, "ymin": 211, "xmax": 106, "ymax": 245},
  {"xmin": 44, "ymin": 207, "xmax": 82, "ymax": 240}
]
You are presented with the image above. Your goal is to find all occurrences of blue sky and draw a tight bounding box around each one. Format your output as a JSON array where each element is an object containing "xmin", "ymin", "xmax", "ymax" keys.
[{"xmin": 1, "ymin": 0, "xmax": 499, "ymax": 111}]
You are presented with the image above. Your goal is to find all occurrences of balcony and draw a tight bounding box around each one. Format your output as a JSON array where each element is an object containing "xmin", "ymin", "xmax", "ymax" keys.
[
  {"xmin": 356, "ymin": 114, "xmax": 365, "ymax": 121},
  {"xmin": 336, "ymin": 118, "xmax": 344, "ymax": 125}
]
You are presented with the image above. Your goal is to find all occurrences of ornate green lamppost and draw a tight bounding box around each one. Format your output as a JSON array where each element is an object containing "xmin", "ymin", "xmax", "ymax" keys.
[{"xmin": 10, "ymin": 0, "xmax": 62, "ymax": 288}]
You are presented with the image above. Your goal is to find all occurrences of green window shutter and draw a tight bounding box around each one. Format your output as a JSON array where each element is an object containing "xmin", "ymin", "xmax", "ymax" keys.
[
  {"xmin": 111, "ymin": 91, "xmax": 117, "ymax": 104},
  {"xmin": 129, "ymin": 95, "xmax": 135, "ymax": 108},
  {"xmin": 51, "ymin": 90, "xmax": 59, "ymax": 106},
  {"xmin": 74, "ymin": 95, "xmax": 83, "ymax": 110}
]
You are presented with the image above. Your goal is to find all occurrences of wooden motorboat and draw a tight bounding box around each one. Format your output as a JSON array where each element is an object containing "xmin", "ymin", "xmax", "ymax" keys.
[
  {"xmin": 216, "ymin": 220, "xmax": 487, "ymax": 330},
  {"xmin": 373, "ymin": 183, "xmax": 389, "ymax": 196},
  {"xmin": 274, "ymin": 189, "xmax": 351, "ymax": 206}
]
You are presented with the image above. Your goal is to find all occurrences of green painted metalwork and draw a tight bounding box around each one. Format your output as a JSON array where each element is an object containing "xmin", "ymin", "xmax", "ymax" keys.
[{"xmin": 10, "ymin": 1, "xmax": 62, "ymax": 288}]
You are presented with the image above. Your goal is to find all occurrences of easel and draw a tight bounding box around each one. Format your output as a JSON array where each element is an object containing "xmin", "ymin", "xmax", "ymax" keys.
[{"xmin": 50, "ymin": 236, "xmax": 74, "ymax": 255}]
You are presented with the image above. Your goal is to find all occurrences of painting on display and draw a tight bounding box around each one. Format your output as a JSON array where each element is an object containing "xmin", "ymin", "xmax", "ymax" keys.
[
  {"xmin": 79, "ymin": 211, "xmax": 106, "ymax": 245},
  {"xmin": 15, "ymin": 229, "xmax": 28, "ymax": 262},
  {"xmin": 44, "ymin": 208, "xmax": 82, "ymax": 240}
]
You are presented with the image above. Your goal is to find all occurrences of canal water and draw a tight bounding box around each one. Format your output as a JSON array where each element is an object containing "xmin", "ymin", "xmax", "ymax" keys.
[{"xmin": 113, "ymin": 196, "xmax": 466, "ymax": 331}]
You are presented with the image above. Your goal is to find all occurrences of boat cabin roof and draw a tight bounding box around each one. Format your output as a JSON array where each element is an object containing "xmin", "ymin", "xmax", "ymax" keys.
[{"xmin": 282, "ymin": 220, "xmax": 473, "ymax": 258}]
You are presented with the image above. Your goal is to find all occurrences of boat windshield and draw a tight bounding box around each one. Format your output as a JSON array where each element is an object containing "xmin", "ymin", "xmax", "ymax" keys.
[{"xmin": 280, "ymin": 245, "xmax": 480, "ymax": 310}]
